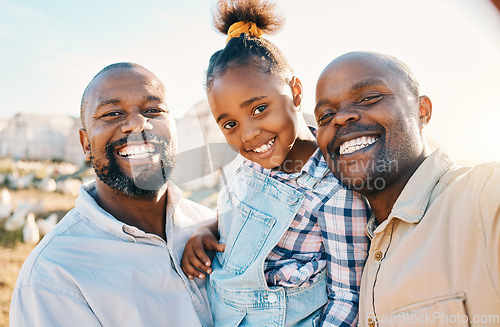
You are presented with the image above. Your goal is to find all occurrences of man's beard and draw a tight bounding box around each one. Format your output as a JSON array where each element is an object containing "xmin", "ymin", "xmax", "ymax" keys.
[
  {"xmin": 326, "ymin": 123, "xmax": 393, "ymax": 195},
  {"xmin": 326, "ymin": 121, "xmax": 417, "ymax": 196},
  {"xmin": 91, "ymin": 133, "xmax": 177, "ymax": 198}
]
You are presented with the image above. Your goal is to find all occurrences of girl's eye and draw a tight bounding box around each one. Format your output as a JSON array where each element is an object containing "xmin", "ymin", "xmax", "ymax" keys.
[
  {"xmin": 358, "ymin": 95, "xmax": 383, "ymax": 105},
  {"xmin": 253, "ymin": 104, "xmax": 267, "ymax": 116},
  {"xmin": 222, "ymin": 121, "xmax": 237, "ymax": 130},
  {"xmin": 317, "ymin": 111, "xmax": 334, "ymax": 126}
]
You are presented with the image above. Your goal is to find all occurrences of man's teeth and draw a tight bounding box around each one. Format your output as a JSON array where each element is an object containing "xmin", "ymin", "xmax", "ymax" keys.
[
  {"xmin": 339, "ymin": 136, "xmax": 378, "ymax": 155},
  {"xmin": 252, "ymin": 139, "xmax": 274, "ymax": 153},
  {"xmin": 118, "ymin": 144, "xmax": 155, "ymax": 158}
]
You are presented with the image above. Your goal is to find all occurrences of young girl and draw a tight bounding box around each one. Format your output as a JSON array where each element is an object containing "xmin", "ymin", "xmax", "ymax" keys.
[{"xmin": 181, "ymin": 0, "xmax": 370, "ymax": 325}]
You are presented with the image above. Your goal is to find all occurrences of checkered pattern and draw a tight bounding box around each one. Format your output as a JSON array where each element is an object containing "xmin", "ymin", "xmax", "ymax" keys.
[{"xmin": 246, "ymin": 148, "xmax": 370, "ymax": 327}]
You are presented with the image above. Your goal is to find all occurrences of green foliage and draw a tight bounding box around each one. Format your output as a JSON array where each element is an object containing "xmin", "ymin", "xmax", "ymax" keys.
[
  {"xmin": 0, "ymin": 158, "xmax": 14, "ymax": 175},
  {"xmin": 0, "ymin": 221, "xmax": 23, "ymax": 248},
  {"xmin": 34, "ymin": 167, "xmax": 49, "ymax": 180}
]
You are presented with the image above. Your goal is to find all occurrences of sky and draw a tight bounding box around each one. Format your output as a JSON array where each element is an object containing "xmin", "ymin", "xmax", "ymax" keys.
[{"xmin": 0, "ymin": 0, "xmax": 499, "ymax": 162}]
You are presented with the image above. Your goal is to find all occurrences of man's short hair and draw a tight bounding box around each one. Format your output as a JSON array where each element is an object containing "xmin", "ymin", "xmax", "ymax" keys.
[
  {"xmin": 80, "ymin": 62, "xmax": 143, "ymax": 128},
  {"xmin": 382, "ymin": 55, "xmax": 420, "ymax": 98}
]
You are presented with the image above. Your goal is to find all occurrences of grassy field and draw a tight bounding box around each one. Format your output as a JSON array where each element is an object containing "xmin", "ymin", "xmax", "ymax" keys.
[{"xmin": 0, "ymin": 189, "xmax": 76, "ymax": 327}]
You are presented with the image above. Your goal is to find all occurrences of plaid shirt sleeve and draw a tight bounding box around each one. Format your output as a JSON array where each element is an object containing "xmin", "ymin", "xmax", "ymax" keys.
[{"xmin": 316, "ymin": 186, "xmax": 370, "ymax": 327}]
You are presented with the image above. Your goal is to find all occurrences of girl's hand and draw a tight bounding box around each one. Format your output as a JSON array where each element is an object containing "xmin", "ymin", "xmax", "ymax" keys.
[{"xmin": 181, "ymin": 226, "xmax": 226, "ymax": 279}]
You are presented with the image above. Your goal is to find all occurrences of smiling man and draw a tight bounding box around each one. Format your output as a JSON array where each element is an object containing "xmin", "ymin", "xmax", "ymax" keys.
[
  {"xmin": 10, "ymin": 63, "xmax": 214, "ymax": 327},
  {"xmin": 315, "ymin": 52, "xmax": 500, "ymax": 326}
]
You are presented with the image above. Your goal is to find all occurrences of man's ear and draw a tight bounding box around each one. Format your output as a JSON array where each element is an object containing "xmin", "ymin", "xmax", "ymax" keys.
[
  {"xmin": 289, "ymin": 76, "xmax": 303, "ymax": 108},
  {"xmin": 79, "ymin": 128, "xmax": 92, "ymax": 161},
  {"xmin": 418, "ymin": 95, "xmax": 432, "ymax": 128}
]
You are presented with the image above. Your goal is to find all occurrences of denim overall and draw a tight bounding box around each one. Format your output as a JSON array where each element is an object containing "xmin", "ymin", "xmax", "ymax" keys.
[{"xmin": 208, "ymin": 164, "xmax": 328, "ymax": 327}]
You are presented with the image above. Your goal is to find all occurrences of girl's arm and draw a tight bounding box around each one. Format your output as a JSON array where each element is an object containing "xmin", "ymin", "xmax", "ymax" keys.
[
  {"xmin": 181, "ymin": 218, "xmax": 225, "ymax": 279},
  {"xmin": 316, "ymin": 187, "xmax": 371, "ymax": 327}
]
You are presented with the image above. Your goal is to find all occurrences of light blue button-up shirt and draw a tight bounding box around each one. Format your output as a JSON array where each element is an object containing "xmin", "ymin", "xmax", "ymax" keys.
[{"xmin": 10, "ymin": 181, "xmax": 215, "ymax": 327}]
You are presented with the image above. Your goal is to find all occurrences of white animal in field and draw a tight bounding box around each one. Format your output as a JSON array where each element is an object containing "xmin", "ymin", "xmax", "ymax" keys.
[
  {"xmin": 0, "ymin": 188, "xmax": 12, "ymax": 220},
  {"xmin": 38, "ymin": 177, "xmax": 57, "ymax": 192},
  {"xmin": 23, "ymin": 212, "xmax": 40, "ymax": 244},
  {"xmin": 36, "ymin": 213, "xmax": 58, "ymax": 236},
  {"xmin": 12, "ymin": 173, "xmax": 35, "ymax": 190},
  {"xmin": 0, "ymin": 188, "xmax": 11, "ymax": 204},
  {"xmin": 4, "ymin": 207, "xmax": 29, "ymax": 231},
  {"xmin": 30, "ymin": 199, "xmax": 45, "ymax": 214},
  {"xmin": 56, "ymin": 179, "xmax": 82, "ymax": 196}
]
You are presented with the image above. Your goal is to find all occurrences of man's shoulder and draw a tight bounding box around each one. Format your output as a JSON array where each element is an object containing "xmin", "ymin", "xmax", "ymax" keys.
[
  {"xmin": 432, "ymin": 161, "xmax": 500, "ymax": 221},
  {"xmin": 458, "ymin": 161, "xmax": 500, "ymax": 213},
  {"xmin": 441, "ymin": 161, "xmax": 500, "ymax": 192},
  {"xmin": 15, "ymin": 209, "xmax": 88, "ymax": 289},
  {"xmin": 465, "ymin": 161, "xmax": 500, "ymax": 178}
]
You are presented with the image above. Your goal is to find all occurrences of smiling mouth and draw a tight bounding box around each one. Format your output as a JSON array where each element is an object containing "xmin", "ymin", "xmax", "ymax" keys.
[
  {"xmin": 118, "ymin": 144, "xmax": 156, "ymax": 159},
  {"xmin": 339, "ymin": 136, "xmax": 379, "ymax": 155},
  {"xmin": 251, "ymin": 138, "xmax": 275, "ymax": 154}
]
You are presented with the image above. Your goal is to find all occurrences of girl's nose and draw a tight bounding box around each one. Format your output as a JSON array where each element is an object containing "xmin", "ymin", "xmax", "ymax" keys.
[{"xmin": 240, "ymin": 123, "xmax": 261, "ymax": 143}]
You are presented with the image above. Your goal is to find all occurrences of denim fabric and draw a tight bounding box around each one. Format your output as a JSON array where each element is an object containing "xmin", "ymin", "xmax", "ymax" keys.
[{"xmin": 208, "ymin": 164, "xmax": 328, "ymax": 326}]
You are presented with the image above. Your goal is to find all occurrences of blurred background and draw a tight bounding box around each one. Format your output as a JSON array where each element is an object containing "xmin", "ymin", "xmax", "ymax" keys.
[{"xmin": 0, "ymin": 0, "xmax": 499, "ymax": 325}]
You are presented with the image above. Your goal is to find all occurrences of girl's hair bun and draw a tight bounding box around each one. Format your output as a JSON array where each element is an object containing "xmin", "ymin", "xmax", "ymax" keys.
[
  {"xmin": 213, "ymin": 0, "xmax": 285, "ymax": 36},
  {"xmin": 206, "ymin": 0, "xmax": 292, "ymax": 91}
]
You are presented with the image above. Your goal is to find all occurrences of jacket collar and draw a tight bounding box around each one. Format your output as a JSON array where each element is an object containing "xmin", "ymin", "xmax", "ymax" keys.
[{"xmin": 366, "ymin": 149, "xmax": 454, "ymax": 238}]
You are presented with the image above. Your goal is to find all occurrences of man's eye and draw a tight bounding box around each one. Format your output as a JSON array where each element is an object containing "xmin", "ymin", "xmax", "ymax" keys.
[
  {"xmin": 253, "ymin": 104, "xmax": 267, "ymax": 116},
  {"xmin": 358, "ymin": 95, "xmax": 383, "ymax": 105},
  {"xmin": 144, "ymin": 108, "xmax": 166, "ymax": 115},
  {"xmin": 317, "ymin": 112, "xmax": 334, "ymax": 126},
  {"xmin": 222, "ymin": 121, "xmax": 237, "ymax": 130},
  {"xmin": 102, "ymin": 111, "xmax": 122, "ymax": 118}
]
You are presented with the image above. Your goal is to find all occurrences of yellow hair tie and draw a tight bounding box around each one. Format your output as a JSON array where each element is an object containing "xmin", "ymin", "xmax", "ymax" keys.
[{"xmin": 226, "ymin": 21, "xmax": 263, "ymax": 43}]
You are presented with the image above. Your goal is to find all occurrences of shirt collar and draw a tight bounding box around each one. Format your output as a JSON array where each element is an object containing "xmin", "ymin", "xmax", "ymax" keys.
[
  {"xmin": 365, "ymin": 149, "xmax": 454, "ymax": 238},
  {"xmin": 366, "ymin": 213, "xmax": 378, "ymax": 240},
  {"xmin": 76, "ymin": 180, "xmax": 182, "ymax": 243},
  {"xmin": 166, "ymin": 181, "xmax": 182, "ymax": 224},
  {"xmin": 301, "ymin": 147, "xmax": 331, "ymax": 180},
  {"xmin": 76, "ymin": 181, "xmax": 131, "ymax": 241}
]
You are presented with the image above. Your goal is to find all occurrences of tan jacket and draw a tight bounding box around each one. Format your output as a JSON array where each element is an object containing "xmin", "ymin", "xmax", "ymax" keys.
[{"xmin": 359, "ymin": 150, "xmax": 500, "ymax": 327}]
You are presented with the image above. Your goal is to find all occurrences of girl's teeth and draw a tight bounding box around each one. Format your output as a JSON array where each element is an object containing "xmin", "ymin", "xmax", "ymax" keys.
[
  {"xmin": 339, "ymin": 136, "xmax": 379, "ymax": 155},
  {"xmin": 253, "ymin": 139, "xmax": 274, "ymax": 153}
]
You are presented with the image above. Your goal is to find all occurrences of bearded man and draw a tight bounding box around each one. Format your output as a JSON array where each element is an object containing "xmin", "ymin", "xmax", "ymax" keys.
[
  {"xmin": 314, "ymin": 52, "xmax": 500, "ymax": 327},
  {"xmin": 10, "ymin": 63, "xmax": 214, "ymax": 327}
]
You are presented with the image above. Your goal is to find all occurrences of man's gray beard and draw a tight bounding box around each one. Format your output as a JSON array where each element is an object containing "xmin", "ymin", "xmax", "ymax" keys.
[{"xmin": 91, "ymin": 136, "xmax": 177, "ymax": 198}]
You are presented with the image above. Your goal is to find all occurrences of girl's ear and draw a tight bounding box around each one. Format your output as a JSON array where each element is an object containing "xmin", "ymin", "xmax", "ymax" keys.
[{"xmin": 289, "ymin": 76, "xmax": 303, "ymax": 107}]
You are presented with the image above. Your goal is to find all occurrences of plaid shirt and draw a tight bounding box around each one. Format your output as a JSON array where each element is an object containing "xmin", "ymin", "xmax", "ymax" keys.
[{"xmin": 245, "ymin": 148, "xmax": 370, "ymax": 327}]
